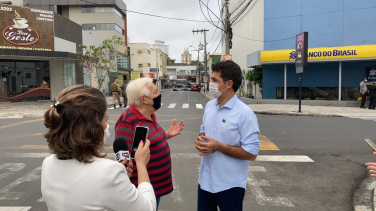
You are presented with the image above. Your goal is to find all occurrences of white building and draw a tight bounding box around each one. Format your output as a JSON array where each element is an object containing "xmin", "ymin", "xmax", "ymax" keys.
[
  {"xmin": 129, "ymin": 43, "xmax": 151, "ymax": 79},
  {"xmin": 222, "ymin": 0, "xmax": 264, "ymax": 98},
  {"xmin": 167, "ymin": 63, "xmax": 197, "ymax": 84}
]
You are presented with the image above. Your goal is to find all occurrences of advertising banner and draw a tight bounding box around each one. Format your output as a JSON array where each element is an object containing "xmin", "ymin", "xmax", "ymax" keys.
[
  {"xmin": 0, "ymin": 5, "xmax": 54, "ymax": 51},
  {"xmin": 131, "ymin": 72, "xmax": 141, "ymax": 79}
]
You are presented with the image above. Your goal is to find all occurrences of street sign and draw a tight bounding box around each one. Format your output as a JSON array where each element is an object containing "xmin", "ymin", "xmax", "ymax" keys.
[
  {"xmin": 223, "ymin": 55, "xmax": 232, "ymax": 61},
  {"xmin": 295, "ymin": 32, "xmax": 308, "ymax": 73},
  {"xmin": 201, "ymin": 67, "xmax": 209, "ymax": 71}
]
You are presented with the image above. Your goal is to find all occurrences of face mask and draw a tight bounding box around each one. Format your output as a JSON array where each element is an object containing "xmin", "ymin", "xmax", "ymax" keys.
[
  {"xmin": 145, "ymin": 94, "xmax": 162, "ymax": 110},
  {"xmin": 209, "ymin": 82, "xmax": 227, "ymax": 98},
  {"xmin": 365, "ymin": 80, "xmax": 368, "ymax": 82},
  {"xmin": 103, "ymin": 122, "xmax": 110, "ymax": 144}
]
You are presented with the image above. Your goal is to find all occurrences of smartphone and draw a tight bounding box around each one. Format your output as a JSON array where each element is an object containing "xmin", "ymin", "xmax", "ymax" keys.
[
  {"xmin": 131, "ymin": 126, "xmax": 149, "ymax": 158},
  {"xmin": 365, "ymin": 139, "xmax": 376, "ymax": 151}
]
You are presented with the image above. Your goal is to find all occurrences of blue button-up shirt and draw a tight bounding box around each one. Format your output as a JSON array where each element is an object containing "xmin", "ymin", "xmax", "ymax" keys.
[{"xmin": 199, "ymin": 94, "xmax": 260, "ymax": 193}]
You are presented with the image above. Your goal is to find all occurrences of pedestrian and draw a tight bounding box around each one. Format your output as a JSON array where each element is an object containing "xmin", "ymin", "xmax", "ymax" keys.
[
  {"xmin": 111, "ymin": 79, "xmax": 122, "ymax": 109},
  {"xmin": 360, "ymin": 77, "xmax": 368, "ymax": 108},
  {"xmin": 115, "ymin": 77, "xmax": 185, "ymax": 211},
  {"xmin": 121, "ymin": 80, "xmax": 128, "ymax": 108},
  {"xmin": 368, "ymin": 82, "xmax": 376, "ymax": 109},
  {"xmin": 40, "ymin": 80, "xmax": 49, "ymax": 88},
  {"xmin": 195, "ymin": 60, "xmax": 261, "ymax": 211},
  {"xmin": 41, "ymin": 84, "xmax": 156, "ymax": 211}
]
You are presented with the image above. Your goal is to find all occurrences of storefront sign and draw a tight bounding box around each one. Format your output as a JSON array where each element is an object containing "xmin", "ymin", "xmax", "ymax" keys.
[
  {"xmin": 150, "ymin": 68, "xmax": 158, "ymax": 72},
  {"xmin": 366, "ymin": 68, "xmax": 376, "ymax": 82},
  {"xmin": 223, "ymin": 55, "xmax": 232, "ymax": 61},
  {"xmin": 118, "ymin": 75, "xmax": 124, "ymax": 86},
  {"xmin": 131, "ymin": 72, "xmax": 141, "ymax": 79},
  {"xmin": 142, "ymin": 73, "xmax": 155, "ymax": 78},
  {"xmin": 0, "ymin": 5, "xmax": 54, "ymax": 51},
  {"xmin": 295, "ymin": 32, "xmax": 308, "ymax": 74},
  {"xmin": 212, "ymin": 57, "xmax": 221, "ymax": 64},
  {"xmin": 169, "ymin": 75, "xmax": 177, "ymax": 80},
  {"xmin": 260, "ymin": 44, "xmax": 376, "ymax": 63}
]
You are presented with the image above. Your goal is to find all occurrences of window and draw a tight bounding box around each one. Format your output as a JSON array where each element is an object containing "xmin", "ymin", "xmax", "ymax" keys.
[
  {"xmin": 82, "ymin": 23, "xmax": 123, "ymax": 34},
  {"xmin": 26, "ymin": 73, "xmax": 31, "ymax": 78},
  {"xmin": 64, "ymin": 62, "xmax": 75, "ymax": 88},
  {"xmin": 49, "ymin": 5, "xmax": 54, "ymax": 12},
  {"xmin": 81, "ymin": 6, "xmax": 124, "ymax": 19}
]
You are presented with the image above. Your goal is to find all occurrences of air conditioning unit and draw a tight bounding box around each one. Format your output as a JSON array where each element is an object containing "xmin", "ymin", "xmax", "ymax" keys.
[
  {"xmin": 138, "ymin": 63, "xmax": 143, "ymax": 67},
  {"xmin": 138, "ymin": 49, "xmax": 142, "ymax": 53}
]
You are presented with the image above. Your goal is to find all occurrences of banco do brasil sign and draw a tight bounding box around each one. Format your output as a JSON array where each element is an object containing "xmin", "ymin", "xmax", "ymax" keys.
[{"xmin": 261, "ymin": 44, "xmax": 376, "ymax": 63}]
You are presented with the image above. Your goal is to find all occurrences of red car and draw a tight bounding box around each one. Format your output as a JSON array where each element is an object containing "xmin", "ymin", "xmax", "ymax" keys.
[{"xmin": 191, "ymin": 84, "xmax": 200, "ymax": 92}]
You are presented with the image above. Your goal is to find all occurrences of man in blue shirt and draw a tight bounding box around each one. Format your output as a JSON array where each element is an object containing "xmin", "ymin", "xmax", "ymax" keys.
[{"xmin": 195, "ymin": 60, "xmax": 261, "ymax": 211}]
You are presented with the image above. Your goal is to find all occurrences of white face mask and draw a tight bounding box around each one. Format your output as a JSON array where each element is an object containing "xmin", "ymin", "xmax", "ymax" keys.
[
  {"xmin": 103, "ymin": 122, "xmax": 110, "ymax": 144},
  {"xmin": 209, "ymin": 82, "xmax": 227, "ymax": 98}
]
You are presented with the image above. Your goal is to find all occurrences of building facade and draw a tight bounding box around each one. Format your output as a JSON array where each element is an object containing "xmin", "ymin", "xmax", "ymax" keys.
[
  {"xmin": 129, "ymin": 43, "xmax": 151, "ymax": 79},
  {"xmin": 181, "ymin": 49, "xmax": 192, "ymax": 65},
  {"xmin": 167, "ymin": 63, "xmax": 197, "ymax": 85}
]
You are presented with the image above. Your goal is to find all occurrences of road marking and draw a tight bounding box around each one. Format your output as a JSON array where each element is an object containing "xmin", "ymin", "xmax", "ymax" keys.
[
  {"xmin": 38, "ymin": 197, "xmax": 44, "ymax": 202},
  {"xmin": 259, "ymin": 134, "xmax": 279, "ymax": 151},
  {"xmin": 0, "ymin": 164, "xmax": 26, "ymax": 180},
  {"xmin": 0, "ymin": 153, "xmax": 314, "ymax": 162},
  {"xmin": 247, "ymin": 168, "xmax": 294, "ymax": 207},
  {"xmin": 171, "ymin": 172, "xmax": 183, "ymax": 202},
  {"xmin": 182, "ymin": 104, "xmax": 189, "ymax": 108},
  {"xmin": 196, "ymin": 104, "xmax": 203, "ymax": 109},
  {"xmin": 0, "ymin": 167, "xmax": 41, "ymax": 200},
  {"xmin": 0, "ymin": 133, "xmax": 43, "ymax": 142},
  {"xmin": 168, "ymin": 103, "xmax": 176, "ymax": 108},
  {"xmin": 0, "ymin": 207, "xmax": 31, "ymax": 211},
  {"xmin": 0, "ymin": 119, "xmax": 43, "ymax": 130},
  {"xmin": 161, "ymin": 103, "xmax": 164, "ymax": 106},
  {"xmin": 256, "ymin": 155, "xmax": 314, "ymax": 162}
]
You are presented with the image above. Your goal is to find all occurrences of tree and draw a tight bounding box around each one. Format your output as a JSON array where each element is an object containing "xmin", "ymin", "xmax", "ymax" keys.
[
  {"xmin": 78, "ymin": 36, "xmax": 125, "ymax": 90},
  {"xmin": 189, "ymin": 60, "xmax": 204, "ymax": 69},
  {"xmin": 167, "ymin": 55, "xmax": 176, "ymax": 64},
  {"xmin": 246, "ymin": 67, "xmax": 263, "ymax": 94}
]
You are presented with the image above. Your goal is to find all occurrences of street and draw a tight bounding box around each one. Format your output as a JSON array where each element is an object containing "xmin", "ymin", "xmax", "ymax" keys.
[{"xmin": 0, "ymin": 91, "xmax": 375, "ymax": 211}]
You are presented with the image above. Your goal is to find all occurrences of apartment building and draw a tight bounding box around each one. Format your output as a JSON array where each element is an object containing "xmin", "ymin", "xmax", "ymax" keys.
[{"xmin": 129, "ymin": 43, "xmax": 151, "ymax": 79}]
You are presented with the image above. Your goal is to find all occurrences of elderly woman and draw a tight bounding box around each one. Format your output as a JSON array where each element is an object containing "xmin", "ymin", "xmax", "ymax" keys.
[
  {"xmin": 115, "ymin": 78, "xmax": 185, "ymax": 210},
  {"xmin": 42, "ymin": 84, "xmax": 156, "ymax": 211}
]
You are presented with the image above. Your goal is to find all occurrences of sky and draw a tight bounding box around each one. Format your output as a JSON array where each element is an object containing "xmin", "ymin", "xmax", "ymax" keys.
[{"xmin": 124, "ymin": 0, "xmax": 223, "ymax": 63}]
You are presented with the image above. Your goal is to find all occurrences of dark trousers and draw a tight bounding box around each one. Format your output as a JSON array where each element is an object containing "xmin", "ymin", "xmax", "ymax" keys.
[
  {"xmin": 197, "ymin": 184, "xmax": 245, "ymax": 211},
  {"xmin": 369, "ymin": 97, "xmax": 376, "ymax": 109},
  {"xmin": 361, "ymin": 93, "xmax": 367, "ymax": 107}
]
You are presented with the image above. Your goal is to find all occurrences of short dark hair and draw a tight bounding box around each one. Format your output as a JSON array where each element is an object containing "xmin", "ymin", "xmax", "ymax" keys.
[
  {"xmin": 363, "ymin": 77, "xmax": 367, "ymax": 80},
  {"xmin": 212, "ymin": 60, "xmax": 242, "ymax": 92},
  {"xmin": 44, "ymin": 85, "xmax": 107, "ymax": 163}
]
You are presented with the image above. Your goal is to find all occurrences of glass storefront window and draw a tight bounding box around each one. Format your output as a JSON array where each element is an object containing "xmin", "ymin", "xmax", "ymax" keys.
[
  {"xmin": 0, "ymin": 60, "xmax": 50, "ymax": 101},
  {"xmin": 276, "ymin": 87, "xmax": 360, "ymax": 100},
  {"xmin": 64, "ymin": 62, "xmax": 75, "ymax": 88}
]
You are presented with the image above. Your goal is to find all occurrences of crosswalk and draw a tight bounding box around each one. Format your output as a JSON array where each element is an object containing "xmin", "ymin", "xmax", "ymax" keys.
[
  {"xmin": 109, "ymin": 103, "xmax": 204, "ymax": 110},
  {"xmin": 348, "ymin": 117, "xmax": 376, "ymax": 121}
]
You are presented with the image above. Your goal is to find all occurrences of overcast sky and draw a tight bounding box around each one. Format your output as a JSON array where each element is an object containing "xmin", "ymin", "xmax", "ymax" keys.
[{"xmin": 125, "ymin": 0, "xmax": 223, "ymax": 63}]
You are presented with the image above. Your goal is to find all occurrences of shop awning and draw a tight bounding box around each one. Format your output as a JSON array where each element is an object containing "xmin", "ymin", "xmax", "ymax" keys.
[
  {"xmin": 247, "ymin": 44, "xmax": 376, "ymax": 67},
  {"xmin": 0, "ymin": 49, "xmax": 78, "ymax": 60}
]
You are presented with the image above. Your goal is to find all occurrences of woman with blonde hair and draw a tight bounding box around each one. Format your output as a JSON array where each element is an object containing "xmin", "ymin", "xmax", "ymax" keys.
[{"xmin": 41, "ymin": 84, "xmax": 156, "ymax": 211}]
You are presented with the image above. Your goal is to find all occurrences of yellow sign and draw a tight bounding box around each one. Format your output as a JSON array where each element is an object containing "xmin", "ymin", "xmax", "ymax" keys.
[
  {"xmin": 260, "ymin": 44, "xmax": 376, "ymax": 63},
  {"xmin": 131, "ymin": 72, "xmax": 141, "ymax": 79},
  {"xmin": 118, "ymin": 75, "xmax": 123, "ymax": 86}
]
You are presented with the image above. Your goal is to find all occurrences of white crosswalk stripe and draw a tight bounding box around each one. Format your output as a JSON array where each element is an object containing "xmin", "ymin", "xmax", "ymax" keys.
[
  {"xmin": 168, "ymin": 103, "xmax": 176, "ymax": 108},
  {"xmin": 182, "ymin": 104, "xmax": 189, "ymax": 108},
  {"xmin": 0, "ymin": 207, "xmax": 31, "ymax": 211},
  {"xmin": 348, "ymin": 117, "xmax": 376, "ymax": 121},
  {"xmin": 196, "ymin": 104, "xmax": 203, "ymax": 109}
]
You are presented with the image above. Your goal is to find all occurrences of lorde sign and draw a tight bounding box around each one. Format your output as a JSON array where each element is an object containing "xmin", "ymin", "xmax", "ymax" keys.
[{"xmin": 0, "ymin": 5, "xmax": 54, "ymax": 51}]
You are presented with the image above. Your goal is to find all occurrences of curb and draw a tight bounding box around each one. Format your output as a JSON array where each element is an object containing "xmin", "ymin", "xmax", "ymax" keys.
[
  {"xmin": 353, "ymin": 175, "xmax": 376, "ymax": 211},
  {"xmin": 252, "ymin": 111, "xmax": 343, "ymax": 117},
  {"xmin": 373, "ymin": 187, "xmax": 376, "ymax": 211}
]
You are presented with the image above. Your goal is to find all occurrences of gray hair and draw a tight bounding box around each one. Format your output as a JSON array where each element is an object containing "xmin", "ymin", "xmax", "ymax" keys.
[{"xmin": 126, "ymin": 77, "xmax": 154, "ymax": 106}]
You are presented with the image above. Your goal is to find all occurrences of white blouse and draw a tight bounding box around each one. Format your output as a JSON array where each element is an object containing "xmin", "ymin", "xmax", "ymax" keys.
[{"xmin": 41, "ymin": 155, "xmax": 156, "ymax": 211}]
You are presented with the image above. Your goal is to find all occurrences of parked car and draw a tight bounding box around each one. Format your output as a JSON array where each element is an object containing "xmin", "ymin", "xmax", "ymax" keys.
[
  {"xmin": 176, "ymin": 79, "xmax": 191, "ymax": 90},
  {"xmin": 191, "ymin": 84, "xmax": 200, "ymax": 92}
]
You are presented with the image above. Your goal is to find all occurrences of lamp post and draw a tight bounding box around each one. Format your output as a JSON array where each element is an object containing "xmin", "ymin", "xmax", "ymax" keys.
[{"xmin": 189, "ymin": 44, "xmax": 203, "ymax": 86}]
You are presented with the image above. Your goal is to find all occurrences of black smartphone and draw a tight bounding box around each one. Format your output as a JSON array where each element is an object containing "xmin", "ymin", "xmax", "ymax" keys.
[{"xmin": 131, "ymin": 126, "xmax": 149, "ymax": 158}]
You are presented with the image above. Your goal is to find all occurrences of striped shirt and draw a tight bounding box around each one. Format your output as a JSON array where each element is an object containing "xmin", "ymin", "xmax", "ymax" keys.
[{"xmin": 115, "ymin": 105, "xmax": 173, "ymax": 198}]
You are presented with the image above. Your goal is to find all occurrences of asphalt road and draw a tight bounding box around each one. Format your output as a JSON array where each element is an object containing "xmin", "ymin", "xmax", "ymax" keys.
[{"xmin": 0, "ymin": 90, "xmax": 375, "ymax": 211}]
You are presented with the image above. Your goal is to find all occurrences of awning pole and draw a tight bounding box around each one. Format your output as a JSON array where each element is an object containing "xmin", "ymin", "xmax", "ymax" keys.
[
  {"xmin": 339, "ymin": 62, "xmax": 342, "ymax": 101},
  {"xmin": 284, "ymin": 64, "xmax": 287, "ymax": 100}
]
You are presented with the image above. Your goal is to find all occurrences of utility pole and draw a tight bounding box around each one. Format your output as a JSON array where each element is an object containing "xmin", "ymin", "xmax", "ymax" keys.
[
  {"xmin": 192, "ymin": 29, "xmax": 209, "ymax": 91},
  {"xmin": 224, "ymin": 0, "xmax": 231, "ymax": 55}
]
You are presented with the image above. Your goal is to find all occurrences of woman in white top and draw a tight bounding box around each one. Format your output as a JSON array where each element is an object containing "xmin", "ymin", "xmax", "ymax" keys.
[{"xmin": 41, "ymin": 84, "xmax": 156, "ymax": 211}]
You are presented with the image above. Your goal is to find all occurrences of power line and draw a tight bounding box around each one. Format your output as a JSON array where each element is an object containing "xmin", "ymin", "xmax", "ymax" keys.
[
  {"xmin": 230, "ymin": 0, "xmax": 253, "ymax": 24},
  {"xmin": 198, "ymin": 0, "xmax": 224, "ymax": 31},
  {"xmin": 233, "ymin": 33, "xmax": 295, "ymax": 42},
  {"xmin": 79, "ymin": 0, "xmax": 216, "ymax": 23},
  {"xmin": 232, "ymin": 0, "xmax": 261, "ymax": 25},
  {"xmin": 198, "ymin": 0, "xmax": 223, "ymax": 24}
]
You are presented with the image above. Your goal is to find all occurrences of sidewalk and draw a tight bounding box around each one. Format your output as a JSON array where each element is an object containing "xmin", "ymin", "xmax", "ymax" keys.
[
  {"xmin": 200, "ymin": 90, "xmax": 376, "ymax": 117},
  {"xmin": 1, "ymin": 91, "xmax": 376, "ymax": 118}
]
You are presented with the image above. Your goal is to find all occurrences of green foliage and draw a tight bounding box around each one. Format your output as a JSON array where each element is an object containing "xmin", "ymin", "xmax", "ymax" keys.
[
  {"xmin": 189, "ymin": 60, "xmax": 204, "ymax": 69},
  {"xmin": 78, "ymin": 36, "xmax": 125, "ymax": 89},
  {"xmin": 167, "ymin": 55, "xmax": 176, "ymax": 64},
  {"xmin": 246, "ymin": 67, "xmax": 263, "ymax": 92}
]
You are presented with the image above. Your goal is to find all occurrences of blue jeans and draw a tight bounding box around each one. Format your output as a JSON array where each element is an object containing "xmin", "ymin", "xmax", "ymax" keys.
[
  {"xmin": 197, "ymin": 184, "xmax": 245, "ymax": 211},
  {"xmin": 156, "ymin": 197, "xmax": 161, "ymax": 211}
]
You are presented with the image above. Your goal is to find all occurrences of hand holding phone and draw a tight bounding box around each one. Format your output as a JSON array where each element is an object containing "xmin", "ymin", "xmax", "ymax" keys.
[
  {"xmin": 365, "ymin": 139, "xmax": 376, "ymax": 151},
  {"xmin": 131, "ymin": 126, "xmax": 149, "ymax": 158}
]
